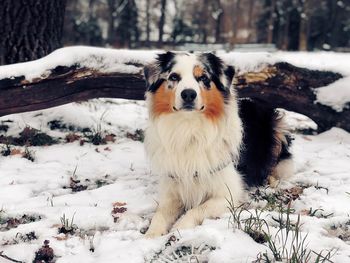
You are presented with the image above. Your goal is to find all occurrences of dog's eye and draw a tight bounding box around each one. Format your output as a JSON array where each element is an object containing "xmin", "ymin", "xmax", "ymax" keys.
[
  {"xmin": 197, "ymin": 75, "xmax": 210, "ymax": 88},
  {"xmin": 199, "ymin": 75, "xmax": 209, "ymax": 83},
  {"xmin": 168, "ymin": 73, "xmax": 180, "ymax": 82}
]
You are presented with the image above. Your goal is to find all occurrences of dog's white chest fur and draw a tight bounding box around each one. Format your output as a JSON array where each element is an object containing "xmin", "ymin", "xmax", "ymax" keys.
[{"xmin": 145, "ymin": 102, "xmax": 243, "ymax": 209}]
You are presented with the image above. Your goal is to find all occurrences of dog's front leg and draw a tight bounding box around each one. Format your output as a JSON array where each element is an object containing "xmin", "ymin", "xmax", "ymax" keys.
[
  {"xmin": 145, "ymin": 184, "xmax": 183, "ymax": 238},
  {"xmin": 172, "ymin": 197, "xmax": 228, "ymax": 231}
]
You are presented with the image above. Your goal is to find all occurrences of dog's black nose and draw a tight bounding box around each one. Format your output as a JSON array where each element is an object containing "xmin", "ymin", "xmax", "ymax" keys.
[{"xmin": 181, "ymin": 89, "xmax": 197, "ymax": 103}]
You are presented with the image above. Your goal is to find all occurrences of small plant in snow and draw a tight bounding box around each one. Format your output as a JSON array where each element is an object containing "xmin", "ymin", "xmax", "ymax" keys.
[
  {"xmin": 303, "ymin": 207, "xmax": 334, "ymax": 219},
  {"xmin": 227, "ymin": 185, "xmax": 335, "ymax": 263},
  {"xmin": 65, "ymin": 165, "xmax": 88, "ymax": 192},
  {"xmin": 226, "ymin": 188, "xmax": 269, "ymax": 244},
  {"xmin": 2, "ymin": 231, "xmax": 38, "ymax": 246},
  {"xmin": 0, "ymin": 143, "xmax": 11, "ymax": 156},
  {"xmin": 0, "ymin": 208, "xmax": 6, "ymax": 225},
  {"xmin": 83, "ymin": 110, "xmax": 116, "ymax": 145},
  {"xmin": 126, "ymin": 129, "xmax": 145, "ymax": 142},
  {"xmin": 147, "ymin": 234, "xmax": 215, "ymax": 263},
  {"xmin": 18, "ymin": 126, "xmax": 57, "ymax": 146},
  {"xmin": 263, "ymin": 206, "xmax": 311, "ymax": 262},
  {"xmin": 58, "ymin": 213, "xmax": 78, "ymax": 234},
  {"xmin": 23, "ymin": 146, "xmax": 35, "ymax": 162}
]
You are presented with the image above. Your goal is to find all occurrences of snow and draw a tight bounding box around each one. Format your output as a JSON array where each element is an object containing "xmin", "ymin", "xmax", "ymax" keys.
[
  {"xmin": 0, "ymin": 50, "xmax": 350, "ymax": 262},
  {"xmin": 0, "ymin": 46, "xmax": 158, "ymax": 82},
  {"xmin": 315, "ymin": 78, "xmax": 350, "ymax": 112},
  {"xmin": 1, "ymin": 96, "xmax": 350, "ymax": 262}
]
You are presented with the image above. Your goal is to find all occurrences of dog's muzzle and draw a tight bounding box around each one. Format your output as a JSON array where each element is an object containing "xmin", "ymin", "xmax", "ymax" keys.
[{"xmin": 180, "ymin": 89, "xmax": 196, "ymax": 111}]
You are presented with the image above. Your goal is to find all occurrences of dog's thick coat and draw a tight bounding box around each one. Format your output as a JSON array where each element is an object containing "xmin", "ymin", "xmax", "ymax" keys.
[{"xmin": 143, "ymin": 52, "xmax": 292, "ymax": 237}]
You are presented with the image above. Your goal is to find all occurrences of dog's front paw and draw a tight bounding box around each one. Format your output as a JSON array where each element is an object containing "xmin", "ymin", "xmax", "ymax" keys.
[
  {"xmin": 144, "ymin": 228, "xmax": 167, "ymax": 239},
  {"xmin": 172, "ymin": 214, "xmax": 198, "ymax": 231}
]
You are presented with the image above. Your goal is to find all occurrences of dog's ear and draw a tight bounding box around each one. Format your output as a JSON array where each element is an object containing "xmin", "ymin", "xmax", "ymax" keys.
[
  {"xmin": 144, "ymin": 51, "xmax": 175, "ymax": 91},
  {"xmin": 201, "ymin": 52, "xmax": 235, "ymax": 89},
  {"xmin": 157, "ymin": 51, "xmax": 176, "ymax": 72},
  {"xmin": 224, "ymin": 65, "xmax": 235, "ymax": 87},
  {"xmin": 201, "ymin": 52, "xmax": 223, "ymax": 76},
  {"xmin": 143, "ymin": 63, "xmax": 158, "ymax": 88}
]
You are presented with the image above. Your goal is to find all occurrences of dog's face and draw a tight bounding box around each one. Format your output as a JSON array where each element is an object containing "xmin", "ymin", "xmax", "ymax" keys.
[{"xmin": 144, "ymin": 52, "xmax": 235, "ymax": 121}]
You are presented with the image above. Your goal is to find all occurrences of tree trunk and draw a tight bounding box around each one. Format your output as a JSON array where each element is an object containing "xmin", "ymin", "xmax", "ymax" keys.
[
  {"xmin": 0, "ymin": 0, "xmax": 67, "ymax": 65},
  {"xmin": 0, "ymin": 57, "xmax": 347, "ymax": 132},
  {"xmin": 267, "ymin": 0, "xmax": 276, "ymax": 44},
  {"xmin": 328, "ymin": 0, "xmax": 340, "ymax": 49},
  {"xmin": 158, "ymin": 0, "xmax": 166, "ymax": 47},
  {"xmin": 200, "ymin": 1, "xmax": 209, "ymax": 44},
  {"xmin": 107, "ymin": 0, "xmax": 117, "ymax": 46},
  {"xmin": 247, "ymin": 0, "xmax": 255, "ymax": 42},
  {"xmin": 146, "ymin": 0, "xmax": 151, "ymax": 46},
  {"xmin": 298, "ymin": 0, "xmax": 309, "ymax": 51},
  {"xmin": 282, "ymin": 9, "xmax": 290, "ymax": 50},
  {"xmin": 232, "ymin": 0, "xmax": 241, "ymax": 45},
  {"xmin": 214, "ymin": 0, "xmax": 223, "ymax": 43}
]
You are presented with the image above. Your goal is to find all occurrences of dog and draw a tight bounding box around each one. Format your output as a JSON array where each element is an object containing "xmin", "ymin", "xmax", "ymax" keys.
[{"xmin": 143, "ymin": 51, "xmax": 293, "ymax": 238}]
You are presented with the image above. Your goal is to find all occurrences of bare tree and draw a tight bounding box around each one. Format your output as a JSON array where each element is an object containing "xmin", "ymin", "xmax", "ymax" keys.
[
  {"xmin": 212, "ymin": 0, "xmax": 224, "ymax": 43},
  {"xmin": 0, "ymin": 0, "xmax": 67, "ymax": 65},
  {"xmin": 246, "ymin": 0, "xmax": 256, "ymax": 42},
  {"xmin": 267, "ymin": 0, "xmax": 276, "ymax": 44},
  {"xmin": 107, "ymin": 0, "xmax": 117, "ymax": 45},
  {"xmin": 146, "ymin": 0, "xmax": 151, "ymax": 46},
  {"xmin": 298, "ymin": 0, "xmax": 309, "ymax": 51},
  {"xmin": 281, "ymin": 0, "xmax": 291, "ymax": 50},
  {"xmin": 158, "ymin": 0, "xmax": 167, "ymax": 46},
  {"xmin": 232, "ymin": 0, "xmax": 241, "ymax": 44}
]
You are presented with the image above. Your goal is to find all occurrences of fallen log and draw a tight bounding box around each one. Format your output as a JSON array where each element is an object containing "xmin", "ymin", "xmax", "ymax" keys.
[
  {"xmin": 0, "ymin": 52, "xmax": 348, "ymax": 132},
  {"xmin": 235, "ymin": 62, "xmax": 348, "ymax": 132}
]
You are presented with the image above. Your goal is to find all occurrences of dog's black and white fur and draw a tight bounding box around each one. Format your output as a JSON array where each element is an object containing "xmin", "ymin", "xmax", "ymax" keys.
[{"xmin": 143, "ymin": 52, "xmax": 293, "ymax": 238}]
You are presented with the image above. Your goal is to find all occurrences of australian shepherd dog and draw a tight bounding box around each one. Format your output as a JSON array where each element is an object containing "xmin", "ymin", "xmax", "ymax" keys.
[{"xmin": 143, "ymin": 51, "xmax": 293, "ymax": 238}]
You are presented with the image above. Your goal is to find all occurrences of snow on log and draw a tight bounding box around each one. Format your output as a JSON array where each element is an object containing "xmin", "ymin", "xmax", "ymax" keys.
[{"xmin": 0, "ymin": 47, "xmax": 349, "ymax": 132}]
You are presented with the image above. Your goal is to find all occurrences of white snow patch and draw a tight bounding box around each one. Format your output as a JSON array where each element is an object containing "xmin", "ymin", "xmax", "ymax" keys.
[
  {"xmin": 221, "ymin": 52, "xmax": 278, "ymax": 73},
  {"xmin": 0, "ymin": 46, "xmax": 158, "ymax": 81},
  {"xmin": 315, "ymin": 77, "xmax": 350, "ymax": 112}
]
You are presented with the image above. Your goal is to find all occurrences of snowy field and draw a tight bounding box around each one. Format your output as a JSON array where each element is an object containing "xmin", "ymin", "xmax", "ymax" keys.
[{"xmin": 0, "ymin": 51, "xmax": 350, "ymax": 262}]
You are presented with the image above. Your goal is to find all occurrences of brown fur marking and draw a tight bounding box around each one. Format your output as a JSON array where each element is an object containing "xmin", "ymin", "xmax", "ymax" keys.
[
  {"xmin": 152, "ymin": 82, "xmax": 175, "ymax": 116},
  {"xmin": 268, "ymin": 116, "xmax": 288, "ymax": 186},
  {"xmin": 193, "ymin": 65, "xmax": 204, "ymax": 78},
  {"xmin": 201, "ymin": 83, "xmax": 225, "ymax": 121}
]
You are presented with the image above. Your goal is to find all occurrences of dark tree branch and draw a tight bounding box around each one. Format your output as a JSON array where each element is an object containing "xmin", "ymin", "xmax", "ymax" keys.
[
  {"xmin": 0, "ymin": 59, "xmax": 348, "ymax": 132},
  {"xmin": 235, "ymin": 62, "xmax": 348, "ymax": 132}
]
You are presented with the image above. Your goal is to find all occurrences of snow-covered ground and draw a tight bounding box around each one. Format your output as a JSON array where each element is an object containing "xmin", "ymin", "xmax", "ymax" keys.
[
  {"xmin": 0, "ymin": 51, "xmax": 350, "ymax": 262},
  {"xmin": 0, "ymin": 98, "xmax": 349, "ymax": 262}
]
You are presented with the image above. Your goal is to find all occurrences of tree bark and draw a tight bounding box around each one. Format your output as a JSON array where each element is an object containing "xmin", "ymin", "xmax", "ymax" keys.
[
  {"xmin": 107, "ymin": 0, "xmax": 117, "ymax": 46},
  {"xmin": 235, "ymin": 62, "xmax": 347, "ymax": 132},
  {"xmin": 298, "ymin": 0, "xmax": 309, "ymax": 51},
  {"xmin": 158, "ymin": 0, "xmax": 166, "ymax": 47},
  {"xmin": 281, "ymin": 9, "xmax": 290, "ymax": 51},
  {"xmin": 0, "ymin": 58, "xmax": 347, "ymax": 132},
  {"xmin": 214, "ymin": 0, "xmax": 223, "ymax": 43},
  {"xmin": 232, "ymin": 0, "xmax": 241, "ymax": 45},
  {"xmin": 0, "ymin": 0, "xmax": 67, "ymax": 65},
  {"xmin": 267, "ymin": 0, "xmax": 276, "ymax": 44},
  {"xmin": 145, "ymin": 0, "xmax": 151, "ymax": 46},
  {"xmin": 246, "ymin": 0, "xmax": 255, "ymax": 42}
]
